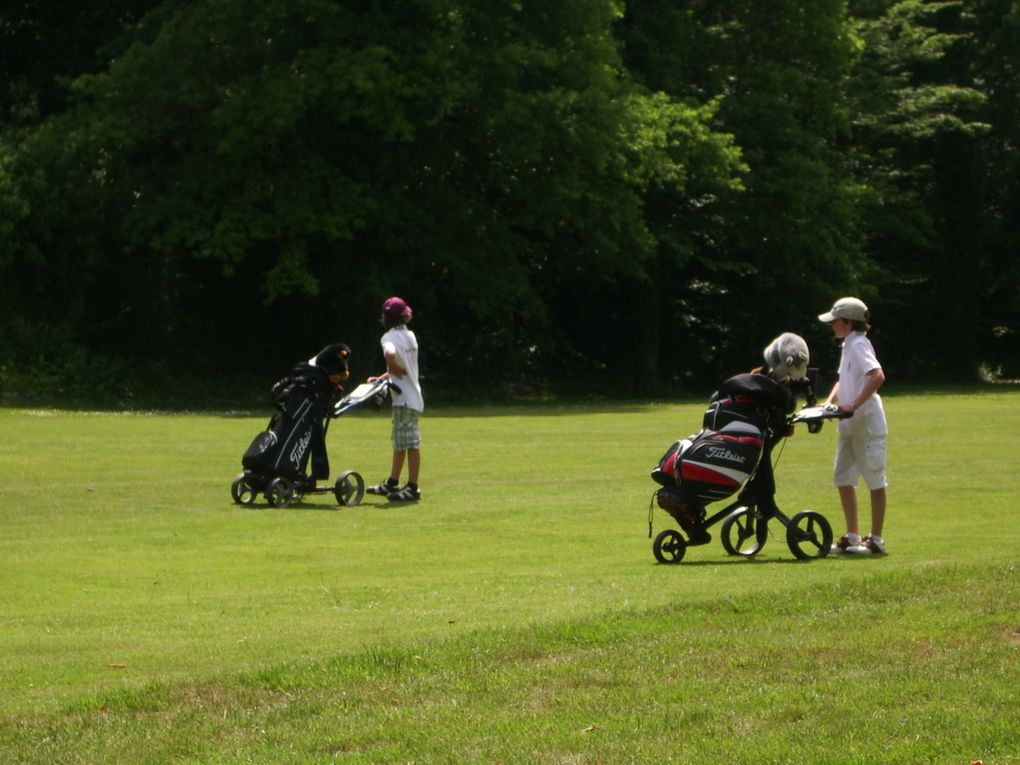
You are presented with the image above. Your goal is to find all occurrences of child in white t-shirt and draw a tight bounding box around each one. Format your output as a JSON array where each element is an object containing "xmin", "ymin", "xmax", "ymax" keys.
[
  {"xmin": 367, "ymin": 296, "xmax": 424, "ymax": 502},
  {"xmin": 818, "ymin": 297, "xmax": 888, "ymax": 554}
]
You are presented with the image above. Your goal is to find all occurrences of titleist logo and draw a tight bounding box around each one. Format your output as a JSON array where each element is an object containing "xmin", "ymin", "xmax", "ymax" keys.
[
  {"xmin": 289, "ymin": 429, "xmax": 312, "ymax": 467},
  {"xmin": 705, "ymin": 446, "xmax": 747, "ymax": 464}
]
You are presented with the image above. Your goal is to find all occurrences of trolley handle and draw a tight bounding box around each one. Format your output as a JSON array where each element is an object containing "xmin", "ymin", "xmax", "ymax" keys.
[
  {"xmin": 789, "ymin": 404, "xmax": 853, "ymax": 434},
  {"xmin": 330, "ymin": 378, "xmax": 403, "ymax": 417}
]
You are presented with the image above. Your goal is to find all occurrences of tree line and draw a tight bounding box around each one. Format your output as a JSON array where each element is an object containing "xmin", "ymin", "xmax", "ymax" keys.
[{"xmin": 1, "ymin": 0, "xmax": 1018, "ymax": 403}]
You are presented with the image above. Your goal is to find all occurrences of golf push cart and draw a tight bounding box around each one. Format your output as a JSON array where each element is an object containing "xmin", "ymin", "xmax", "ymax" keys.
[
  {"xmin": 230, "ymin": 377, "xmax": 397, "ymax": 509},
  {"xmin": 649, "ymin": 370, "xmax": 851, "ymax": 564}
]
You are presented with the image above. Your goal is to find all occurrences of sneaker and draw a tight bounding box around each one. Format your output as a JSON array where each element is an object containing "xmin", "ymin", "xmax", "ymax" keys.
[
  {"xmin": 831, "ymin": 535, "xmax": 859, "ymax": 554},
  {"xmin": 854, "ymin": 535, "xmax": 886, "ymax": 555},
  {"xmin": 367, "ymin": 479, "xmax": 399, "ymax": 496},
  {"xmin": 387, "ymin": 485, "xmax": 421, "ymax": 502}
]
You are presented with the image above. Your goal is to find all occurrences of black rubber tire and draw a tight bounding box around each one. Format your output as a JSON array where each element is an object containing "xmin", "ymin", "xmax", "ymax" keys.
[
  {"xmin": 334, "ymin": 471, "xmax": 365, "ymax": 506},
  {"xmin": 720, "ymin": 506, "xmax": 768, "ymax": 557},
  {"xmin": 267, "ymin": 477, "xmax": 294, "ymax": 509},
  {"xmin": 652, "ymin": 529, "xmax": 687, "ymax": 564},
  {"xmin": 230, "ymin": 473, "xmax": 257, "ymax": 506},
  {"xmin": 786, "ymin": 510, "xmax": 834, "ymax": 560}
]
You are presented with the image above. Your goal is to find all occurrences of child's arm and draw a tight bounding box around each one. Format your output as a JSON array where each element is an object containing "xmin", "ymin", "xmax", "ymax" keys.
[
  {"xmin": 823, "ymin": 381, "xmax": 840, "ymax": 407},
  {"xmin": 843, "ymin": 368, "xmax": 885, "ymax": 413},
  {"xmin": 368, "ymin": 344, "xmax": 406, "ymax": 383},
  {"xmin": 384, "ymin": 349, "xmax": 406, "ymax": 379}
]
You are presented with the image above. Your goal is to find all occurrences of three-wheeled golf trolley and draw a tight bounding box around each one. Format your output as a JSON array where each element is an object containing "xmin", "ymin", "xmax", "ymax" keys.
[
  {"xmin": 649, "ymin": 370, "xmax": 851, "ymax": 564},
  {"xmin": 230, "ymin": 377, "xmax": 394, "ymax": 509}
]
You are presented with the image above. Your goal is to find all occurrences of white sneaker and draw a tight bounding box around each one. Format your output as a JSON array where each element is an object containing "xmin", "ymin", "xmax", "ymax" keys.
[
  {"xmin": 831, "ymin": 535, "xmax": 859, "ymax": 554},
  {"xmin": 387, "ymin": 485, "xmax": 421, "ymax": 502},
  {"xmin": 367, "ymin": 479, "xmax": 398, "ymax": 496},
  {"xmin": 855, "ymin": 535, "xmax": 886, "ymax": 554}
]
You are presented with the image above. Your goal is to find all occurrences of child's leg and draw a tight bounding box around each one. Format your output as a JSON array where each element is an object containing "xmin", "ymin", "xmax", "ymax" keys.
[
  {"xmin": 869, "ymin": 487, "xmax": 886, "ymax": 537},
  {"xmin": 838, "ymin": 485, "xmax": 860, "ymax": 536},
  {"xmin": 834, "ymin": 433, "xmax": 863, "ymax": 538},
  {"xmin": 393, "ymin": 408, "xmax": 420, "ymax": 487},
  {"xmin": 407, "ymin": 448, "xmax": 420, "ymax": 485},
  {"xmin": 390, "ymin": 449, "xmax": 407, "ymax": 483},
  {"xmin": 861, "ymin": 436, "xmax": 888, "ymax": 540}
]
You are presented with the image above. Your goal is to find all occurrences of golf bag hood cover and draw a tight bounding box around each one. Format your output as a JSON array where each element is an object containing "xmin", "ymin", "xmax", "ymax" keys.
[
  {"xmin": 763, "ymin": 332, "xmax": 809, "ymax": 380},
  {"xmin": 312, "ymin": 344, "xmax": 352, "ymax": 378}
]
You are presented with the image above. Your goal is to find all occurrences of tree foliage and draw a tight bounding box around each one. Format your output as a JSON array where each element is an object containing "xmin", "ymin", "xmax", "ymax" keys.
[
  {"xmin": 845, "ymin": 0, "xmax": 993, "ymax": 377},
  {"xmin": 1, "ymin": 0, "xmax": 1018, "ymax": 402}
]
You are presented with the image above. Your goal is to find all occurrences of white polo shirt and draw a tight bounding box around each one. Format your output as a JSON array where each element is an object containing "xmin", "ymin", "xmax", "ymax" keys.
[
  {"xmin": 382, "ymin": 326, "xmax": 424, "ymax": 412},
  {"xmin": 838, "ymin": 332, "xmax": 886, "ymax": 437}
]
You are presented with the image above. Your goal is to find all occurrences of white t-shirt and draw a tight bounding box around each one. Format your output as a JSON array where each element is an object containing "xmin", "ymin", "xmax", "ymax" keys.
[
  {"xmin": 382, "ymin": 326, "xmax": 424, "ymax": 412},
  {"xmin": 838, "ymin": 331, "xmax": 886, "ymax": 436}
]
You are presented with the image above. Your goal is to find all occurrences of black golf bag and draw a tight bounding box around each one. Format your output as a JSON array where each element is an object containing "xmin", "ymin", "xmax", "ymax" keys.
[{"xmin": 242, "ymin": 364, "xmax": 339, "ymax": 484}]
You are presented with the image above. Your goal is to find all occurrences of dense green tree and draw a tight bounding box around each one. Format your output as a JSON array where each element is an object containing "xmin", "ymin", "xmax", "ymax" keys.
[
  {"xmin": 845, "ymin": 0, "xmax": 989, "ymax": 378},
  {"xmin": 1, "ymin": 0, "xmax": 742, "ymax": 393},
  {"xmin": 2, "ymin": 1, "xmax": 1017, "ymax": 401},
  {"xmin": 965, "ymin": 0, "xmax": 1020, "ymax": 377},
  {"xmin": 1, "ymin": 2, "xmax": 160, "ymax": 127},
  {"xmin": 619, "ymin": 0, "xmax": 860, "ymax": 383}
]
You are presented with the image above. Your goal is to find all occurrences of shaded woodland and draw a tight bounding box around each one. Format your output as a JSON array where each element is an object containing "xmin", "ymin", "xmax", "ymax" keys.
[{"xmin": 2, "ymin": 1, "xmax": 1018, "ymax": 402}]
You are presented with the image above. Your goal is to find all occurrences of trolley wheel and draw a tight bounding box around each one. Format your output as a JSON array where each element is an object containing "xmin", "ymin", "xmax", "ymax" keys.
[
  {"xmin": 786, "ymin": 510, "xmax": 833, "ymax": 560},
  {"xmin": 230, "ymin": 473, "xmax": 257, "ymax": 506},
  {"xmin": 720, "ymin": 506, "xmax": 768, "ymax": 557},
  {"xmin": 267, "ymin": 477, "xmax": 295, "ymax": 508},
  {"xmin": 334, "ymin": 470, "xmax": 365, "ymax": 506},
  {"xmin": 653, "ymin": 529, "xmax": 687, "ymax": 564}
]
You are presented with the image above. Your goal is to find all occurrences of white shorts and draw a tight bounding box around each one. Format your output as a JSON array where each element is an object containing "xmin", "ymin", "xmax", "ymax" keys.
[{"xmin": 833, "ymin": 432, "xmax": 887, "ymax": 491}]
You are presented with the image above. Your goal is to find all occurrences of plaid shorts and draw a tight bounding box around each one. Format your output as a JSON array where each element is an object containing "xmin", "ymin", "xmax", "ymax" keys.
[{"xmin": 391, "ymin": 406, "xmax": 422, "ymax": 451}]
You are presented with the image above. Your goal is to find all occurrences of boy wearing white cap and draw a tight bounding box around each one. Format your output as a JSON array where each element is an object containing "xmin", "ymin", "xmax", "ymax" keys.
[{"xmin": 818, "ymin": 297, "xmax": 888, "ymax": 554}]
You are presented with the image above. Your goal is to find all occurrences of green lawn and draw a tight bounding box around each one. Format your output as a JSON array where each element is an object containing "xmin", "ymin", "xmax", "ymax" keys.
[{"xmin": 1, "ymin": 391, "xmax": 1018, "ymax": 763}]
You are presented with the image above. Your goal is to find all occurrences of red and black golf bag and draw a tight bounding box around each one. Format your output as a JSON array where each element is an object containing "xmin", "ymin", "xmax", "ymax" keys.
[{"xmin": 651, "ymin": 373, "xmax": 795, "ymax": 535}]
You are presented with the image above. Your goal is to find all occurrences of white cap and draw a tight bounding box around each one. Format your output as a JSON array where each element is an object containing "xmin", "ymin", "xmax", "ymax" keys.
[{"xmin": 818, "ymin": 297, "xmax": 868, "ymax": 323}]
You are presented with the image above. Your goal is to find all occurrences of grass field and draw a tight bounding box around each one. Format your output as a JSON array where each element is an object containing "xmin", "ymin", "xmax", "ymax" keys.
[{"xmin": 1, "ymin": 390, "xmax": 1018, "ymax": 763}]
